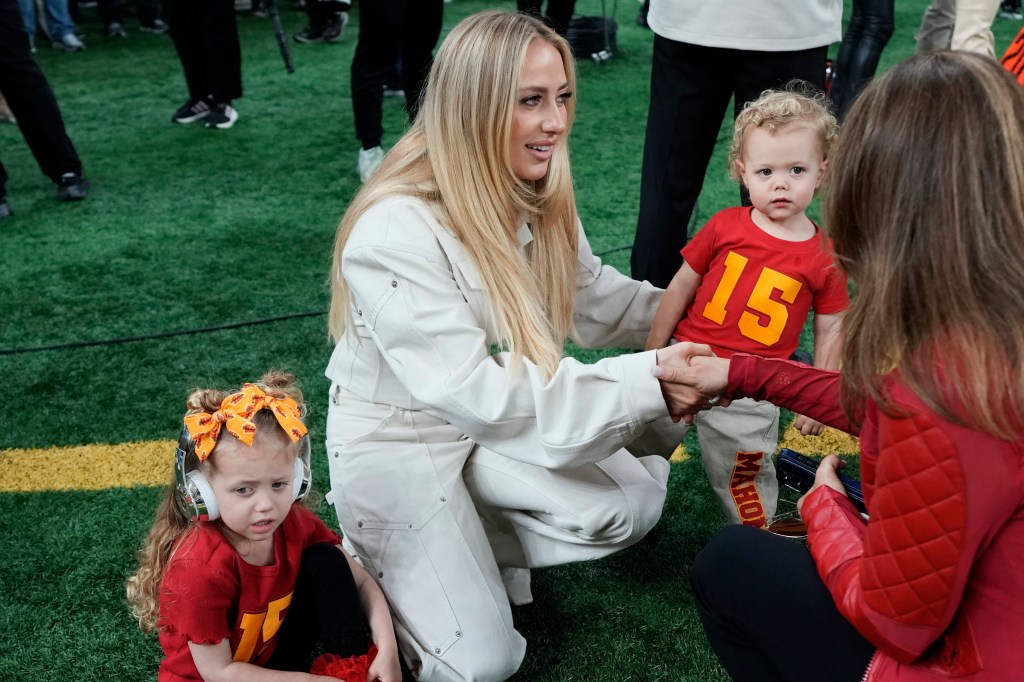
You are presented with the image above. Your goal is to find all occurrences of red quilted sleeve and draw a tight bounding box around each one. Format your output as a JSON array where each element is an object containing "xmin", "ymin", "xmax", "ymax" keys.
[
  {"xmin": 728, "ymin": 354, "xmax": 853, "ymax": 433},
  {"xmin": 804, "ymin": 409, "xmax": 972, "ymax": 661}
]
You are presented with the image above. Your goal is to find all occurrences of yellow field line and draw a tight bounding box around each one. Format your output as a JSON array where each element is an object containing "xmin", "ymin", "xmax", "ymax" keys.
[
  {"xmin": 0, "ymin": 440, "xmax": 175, "ymax": 492},
  {"xmin": 0, "ymin": 424, "xmax": 859, "ymax": 492}
]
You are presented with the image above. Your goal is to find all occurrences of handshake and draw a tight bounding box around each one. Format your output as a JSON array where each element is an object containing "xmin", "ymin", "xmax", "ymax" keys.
[{"xmin": 650, "ymin": 342, "xmax": 732, "ymax": 423}]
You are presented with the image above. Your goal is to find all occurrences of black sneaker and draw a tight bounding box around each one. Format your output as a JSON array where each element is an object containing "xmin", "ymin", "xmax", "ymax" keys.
[
  {"xmin": 107, "ymin": 21, "xmax": 126, "ymax": 37},
  {"xmin": 171, "ymin": 97, "xmax": 211, "ymax": 124},
  {"xmin": 0, "ymin": 198, "xmax": 12, "ymax": 219},
  {"xmin": 140, "ymin": 18, "xmax": 168, "ymax": 33},
  {"xmin": 321, "ymin": 12, "xmax": 348, "ymax": 42},
  {"xmin": 294, "ymin": 25, "xmax": 324, "ymax": 43},
  {"xmin": 56, "ymin": 172, "xmax": 89, "ymax": 201},
  {"xmin": 205, "ymin": 102, "xmax": 238, "ymax": 129}
]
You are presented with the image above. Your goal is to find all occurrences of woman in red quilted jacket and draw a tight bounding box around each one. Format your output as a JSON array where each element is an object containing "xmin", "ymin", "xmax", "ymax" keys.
[{"xmin": 665, "ymin": 51, "xmax": 1024, "ymax": 681}]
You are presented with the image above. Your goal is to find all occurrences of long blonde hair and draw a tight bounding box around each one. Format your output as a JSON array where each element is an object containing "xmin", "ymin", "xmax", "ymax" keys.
[
  {"xmin": 825, "ymin": 52, "xmax": 1024, "ymax": 438},
  {"xmin": 125, "ymin": 371, "xmax": 306, "ymax": 632},
  {"xmin": 328, "ymin": 10, "xmax": 579, "ymax": 378}
]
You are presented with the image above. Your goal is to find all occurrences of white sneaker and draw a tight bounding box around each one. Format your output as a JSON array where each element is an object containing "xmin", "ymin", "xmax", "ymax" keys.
[
  {"xmin": 357, "ymin": 146, "xmax": 385, "ymax": 183},
  {"xmin": 53, "ymin": 33, "xmax": 85, "ymax": 51}
]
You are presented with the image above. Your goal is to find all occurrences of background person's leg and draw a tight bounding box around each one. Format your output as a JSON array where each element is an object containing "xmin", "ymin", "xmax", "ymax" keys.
[
  {"xmin": 916, "ymin": 0, "xmax": 956, "ymax": 52},
  {"xmin": 0, "ymin": 0, "xmax": 84, "ymax": 189},
  {"xmin": 351, "ymin": 0, "xmax": 402, "ymax": 150},
  {"xmin": 398, "ymin": 0, "xmax": 441, "ymax": 122},
  {"xmin": 951, "ymin": 0, "xmax": 1001, "ymax": 55},
  {"xmin": 166, "ymin": 0, "xmax": 212, "ymax": 102},
  {"xmin": 201, "ymin": 0, "xmax": 241, "ymax": 104},
  {"xmin": 632, "ymin": 36, "xmax": 733, "ymax": 289},
  {"xmin": 830, "ymin": 0, "xmax": 895, "ymax": 120}
]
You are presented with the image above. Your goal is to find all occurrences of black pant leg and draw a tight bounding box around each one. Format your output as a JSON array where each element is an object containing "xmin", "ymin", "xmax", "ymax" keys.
[
  {"xmin": 516, "ymin": 0, "xmax": 541, "ymax": 11},
  {"xmin": 306, "ymin": 0, "xmax": 333, "ymax": 31},
  {"xmin": 0, "ymin": 0, "xmax": 82, "ymax": 184},
  {"xmin": 351, "ymin": 0, "xmax": 404, "ymax": 149},
  {"xmin": 97, "ymin": 0, "xmax": 125, "ymax": 26},
  {"xmin": 202, "ymin": 0, "xmax": 241, "ymax": 103},
  {"xmin": 399, "ymin": 0, "xmax": 441, "ymax": 121},
  {"xmin": 135, "ymin": 0, "xmax": 162, "ymax": 26},
  {"xmin": 166, "ymin": 0, "xmax": 239, "ymax": 103},
  {"xmin": 516, "ymin": 0, "xmax": 574, "ymax": 35},
  {"xmin": 732, "ymin": 44, "xmax": 829, "ymax": 111},
  {"xmin": 166, "ymin": 0, "xmax": 210, "ymax": 101},
  {"xmin": 267, "ymin": 543, "xmax": 370, "ymax": 671},
  {"xmin": 632, "ymin": 36, "xmax": 733, "ymax": 289},
  {"xmin": 690, "ymin": 525, "xmax": 875, "ymax": 682},
  {"xmin": 830, "ymin": 0, "xmax": 894, "ymax": 120},
  {"xmin": 541, "ymin": 0, "xmax": 575, "ymax": 36}
]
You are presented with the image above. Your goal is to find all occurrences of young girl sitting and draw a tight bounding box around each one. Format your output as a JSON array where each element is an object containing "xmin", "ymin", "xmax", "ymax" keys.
[{"xmin": 126, "ymin": 371, "xmax": 402, "ymax": 682}]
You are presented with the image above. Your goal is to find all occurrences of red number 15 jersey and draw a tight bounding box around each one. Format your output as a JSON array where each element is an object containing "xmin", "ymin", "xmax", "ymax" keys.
[{"xmin": 672, "ymin": 206, "xmax": 849, "ymax": 359}]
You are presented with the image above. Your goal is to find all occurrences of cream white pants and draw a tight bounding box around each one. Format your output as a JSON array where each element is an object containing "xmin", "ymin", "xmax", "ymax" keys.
[
  {"xmin": 325, "ymin": 385, "xmax": 673, "ymax": 682},
  {"xmin": 916, "ymin": 0, "xmax": 1001, "ymax": 56}
]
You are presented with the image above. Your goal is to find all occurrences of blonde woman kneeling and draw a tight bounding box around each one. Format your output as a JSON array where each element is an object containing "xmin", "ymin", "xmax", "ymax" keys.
[{"xmin": 325, "ymin": 10, "xmax": 709, "ymax": 682}]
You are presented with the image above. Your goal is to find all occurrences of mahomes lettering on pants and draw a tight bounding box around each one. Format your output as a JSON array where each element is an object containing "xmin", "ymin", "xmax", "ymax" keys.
[{"xmin": 730, "ymin": 451, "xmax": 767, "ymax": 527}]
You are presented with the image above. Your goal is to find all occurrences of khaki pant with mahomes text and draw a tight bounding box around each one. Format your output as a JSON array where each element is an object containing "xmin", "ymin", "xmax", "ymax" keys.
[{"xmin": 687, "ymin": 397, "xmax": 780, "ymax": 527}]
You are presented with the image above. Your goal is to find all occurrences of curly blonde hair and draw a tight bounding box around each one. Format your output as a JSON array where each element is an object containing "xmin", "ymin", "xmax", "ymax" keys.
[
  {"xmin": 125, "ymin": 371, "xmax": 305, "ymax": 633},
  {"xmin": 728, "ymin": 84, "xmax": 839, "ymax": 182}
]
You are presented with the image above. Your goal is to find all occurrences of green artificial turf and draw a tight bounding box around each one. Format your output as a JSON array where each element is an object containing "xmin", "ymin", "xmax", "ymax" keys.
[{"xmin": 2, "ymin": 0, "xmax": 1021, "ymax": 679}]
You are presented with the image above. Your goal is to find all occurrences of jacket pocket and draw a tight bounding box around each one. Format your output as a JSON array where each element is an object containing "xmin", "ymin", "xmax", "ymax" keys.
[
  {"xmin": 360, "ymin": 501, "xmax": 464, "ymax": 657},
  {"xmin": 920, "ymin": 614, "xmax": 982, "ymax": 677}
]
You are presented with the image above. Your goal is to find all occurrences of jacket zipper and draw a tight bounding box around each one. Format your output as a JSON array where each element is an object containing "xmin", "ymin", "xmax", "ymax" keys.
[{"xmin": 861, "ymin": 651, "xmax": 879, "ymax": 682}]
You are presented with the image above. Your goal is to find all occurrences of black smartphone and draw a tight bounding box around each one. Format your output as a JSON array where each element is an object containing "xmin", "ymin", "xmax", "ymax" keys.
[{"xmin": 776, "ymin": 448, "xmax": 866, "ymax": 515}]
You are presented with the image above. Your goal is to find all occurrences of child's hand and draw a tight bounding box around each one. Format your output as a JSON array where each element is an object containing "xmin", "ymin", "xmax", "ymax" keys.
[
  {"xmin": 793, "ymin": 414, "xmax": 825, "ymax": 436},
  {"xmin": 366, "ymin": 647, "xmax": 402, "ymax": 682}
]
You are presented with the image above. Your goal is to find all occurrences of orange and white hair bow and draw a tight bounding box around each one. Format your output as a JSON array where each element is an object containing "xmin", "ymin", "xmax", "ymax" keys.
[{"xmin": 183, "ymin": 384, "xmax": 308, "ymax": 462}]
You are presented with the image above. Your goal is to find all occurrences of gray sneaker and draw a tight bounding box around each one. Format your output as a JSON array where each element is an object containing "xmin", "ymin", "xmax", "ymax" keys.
[{"xmin": 53, "ymin": 33, "xmax": 85, "ymax": 51}]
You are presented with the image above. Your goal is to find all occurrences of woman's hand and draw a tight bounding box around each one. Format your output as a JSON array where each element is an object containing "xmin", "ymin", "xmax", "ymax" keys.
[
  {"xmin": 797, "ymin": 454, "xmax": 848, "ymax": 514},
  {"xmin": 653, "ymin": 350, "xmax": 732, "ymax": 423},
  {"xmin": 653, "ymin": 343, "xmax": 724, "ymax": 422}
]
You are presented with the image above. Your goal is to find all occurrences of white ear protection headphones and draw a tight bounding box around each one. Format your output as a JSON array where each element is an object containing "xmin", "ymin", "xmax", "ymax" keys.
[{"xmin": 173, "ymin": 426, "xmax": 312, "ymax": 522}]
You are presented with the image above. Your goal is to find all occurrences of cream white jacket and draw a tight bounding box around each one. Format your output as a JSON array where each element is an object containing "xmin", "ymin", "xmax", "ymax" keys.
[{"xmin": 326, "ymin": 195, "xmax": 675, "ymax": 469}]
